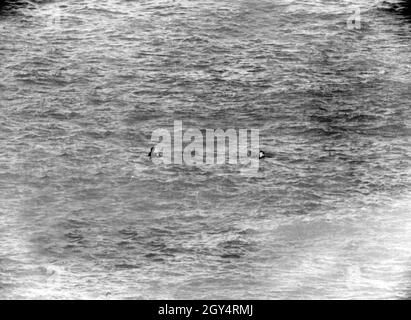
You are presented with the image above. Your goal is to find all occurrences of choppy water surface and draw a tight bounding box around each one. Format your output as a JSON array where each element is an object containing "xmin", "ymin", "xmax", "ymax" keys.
[{"xmin": 0, "ymin": 0, "xmax": 410, "ymax": 299}]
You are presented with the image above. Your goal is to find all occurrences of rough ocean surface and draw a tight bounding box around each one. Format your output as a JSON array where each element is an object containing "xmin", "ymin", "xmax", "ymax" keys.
[{"xmin": 0, "ymin": 0, "xmax": 410, "ymax": 299}]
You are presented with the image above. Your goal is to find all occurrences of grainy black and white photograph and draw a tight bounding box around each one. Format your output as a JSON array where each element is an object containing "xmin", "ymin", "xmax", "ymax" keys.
[{"xmin": 0, "ymin": 0, "xmax": 410, "ymax": 302}]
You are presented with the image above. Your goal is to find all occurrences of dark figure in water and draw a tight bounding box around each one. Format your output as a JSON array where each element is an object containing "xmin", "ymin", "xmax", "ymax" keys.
[{"xmin": 148, "ymin": 146, "xmax": 158, "ymax": 158}]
